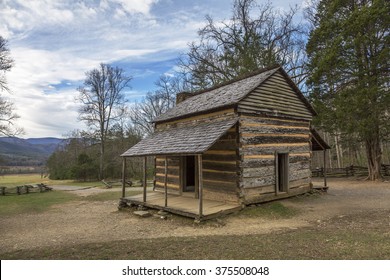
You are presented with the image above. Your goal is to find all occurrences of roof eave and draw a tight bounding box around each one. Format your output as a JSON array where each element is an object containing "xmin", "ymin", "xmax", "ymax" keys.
[{"xmin": 153, "ymin": 104, "xmax": 237, "ymax": 125}]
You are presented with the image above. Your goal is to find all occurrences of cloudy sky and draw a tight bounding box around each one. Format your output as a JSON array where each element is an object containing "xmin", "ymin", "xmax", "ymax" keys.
[{"xmin": 1, "ymin": 0, "xmax": 303, "ymax": 138}]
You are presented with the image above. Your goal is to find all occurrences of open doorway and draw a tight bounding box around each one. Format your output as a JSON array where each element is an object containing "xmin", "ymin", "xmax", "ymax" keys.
[
  {"xmin": 276, "ymin": 152, "xmax": 289, "ymax": 193},
  {"xmin": 183, "ymin": 156, "xmax": 195, "ymax": 192}
]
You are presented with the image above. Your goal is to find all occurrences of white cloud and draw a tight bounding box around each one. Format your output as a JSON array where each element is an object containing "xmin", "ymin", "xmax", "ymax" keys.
[
  {"xmin": 0, "ymin": 0, "xmax": 235, "ymax": 137},
  {"xmin": 111, "ymin": 0, "xmax": 159, "ymax": 15}
]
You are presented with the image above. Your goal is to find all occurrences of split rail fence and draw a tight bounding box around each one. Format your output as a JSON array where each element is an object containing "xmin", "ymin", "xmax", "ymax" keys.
[
  {"xmin": 0, "ymin": 183, "xmax": 52, "ymax": 196},
  {"xmin": 312, "ymin": 164, "xmax": 390, "ymax": 178}
]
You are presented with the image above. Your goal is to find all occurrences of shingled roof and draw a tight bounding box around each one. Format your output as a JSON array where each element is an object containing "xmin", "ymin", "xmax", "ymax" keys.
[
  {"xmin": 153, "ymin": 66, "xmax": 280, "ymax": 123},
  {"xmin": 121, "ymin": 118, "xmax": 238, "ymax": 157}
]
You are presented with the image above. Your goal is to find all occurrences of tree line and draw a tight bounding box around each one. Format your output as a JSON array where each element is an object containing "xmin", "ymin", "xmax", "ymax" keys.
[{"xmin": 1, "ymin": 0, "xmax": 389, "ymax": 181}]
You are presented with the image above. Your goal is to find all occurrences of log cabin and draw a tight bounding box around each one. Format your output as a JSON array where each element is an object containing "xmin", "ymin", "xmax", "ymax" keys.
[{"xmin": 120, "ymin": 65, "xmax": 329, "ymax": 220}]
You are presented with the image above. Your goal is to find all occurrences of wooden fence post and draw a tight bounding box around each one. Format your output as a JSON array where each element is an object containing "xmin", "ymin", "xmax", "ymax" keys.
[
  {"xmin": 198, "ymin": 154, "xmax": 203, "ymax": 219},
  {"xmin": 122, "ymin": 157, "xmax": 127, "ymax": 198},
  {"xmin": 164, "ymin": 156, "xmax": 168, "ymax": 207},
  {"xmin": 143, "ymin": 156, "xmax": 147, "ymax": 203}
]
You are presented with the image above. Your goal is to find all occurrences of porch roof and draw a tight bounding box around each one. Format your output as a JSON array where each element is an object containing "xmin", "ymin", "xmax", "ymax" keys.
[
  {"xmin": 311, "ymin": 128, "xmax": 331, "ymax": 151},
  {"xmin": 121, "ymin": 118, "xmax": 238, "ymax": 157}
]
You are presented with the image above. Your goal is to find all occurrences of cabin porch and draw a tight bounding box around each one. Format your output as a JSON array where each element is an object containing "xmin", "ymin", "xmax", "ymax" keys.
[{"xmin": 121, "ymin": 191, "xmax": 241, "ymax": 221}]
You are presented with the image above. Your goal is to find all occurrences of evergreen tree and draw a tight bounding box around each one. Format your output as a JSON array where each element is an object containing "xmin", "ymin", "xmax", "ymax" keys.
[{"xmin": 306, "ymin": 0, "xmax": 390, "ymax": 180}]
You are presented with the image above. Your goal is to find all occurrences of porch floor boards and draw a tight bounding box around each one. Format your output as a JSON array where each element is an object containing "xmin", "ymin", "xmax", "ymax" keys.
[{"xmin": 122, "ymin": 191, "xmax": 241, "ymax": 220}]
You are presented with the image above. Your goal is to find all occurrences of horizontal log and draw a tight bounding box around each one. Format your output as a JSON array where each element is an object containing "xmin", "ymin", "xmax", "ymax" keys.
[
  {"xmin": 242, "ymin": 175, "xmax": 275, "ymax": 188},
  {"xmin": 250, "ymin": 87, "xmax": 310, "ymax": 109},
  {"xmin": 242, "ymin": 184, "xmax": 275, "ymax": 196},
  {"xmin": 155, "ymin": 175, "xmax": 180, "ymax": 185},
  {"xmin": 289, "ymin": 154, "xmax": 311, "ymax": 163},
  {"xmin": 241, "ymin": 135, "xmax": 309, "ymax": 145},
  {"xmin": 242, "ymin": 154, "xmax": 275, "ymax": 159},
  {"xmin": 290, "ymin": 169, "xmax": 311, "ymax": 181},
  {"xmin": 242, "ymin": 143, "xmax": 309, "ymax": 148},
  {"xmin": 240, "ymin": 145, "xmax": 310, "ymax": 156},
  {"xmin": 155, "ymin": 182, "xmax": 180, "ymax": 190},
  {"xmin": 203, "ymin": 153, "xmax": 238, "ymax": 162},
  {"xmin": 240, "ymin": 114, "xmax": 309, "ymax": 126},
  {"xmin": 237, "ymin": 106, "xmax": 312, "ymax": 121},
  {"xmin": 203, "ymin": 170, "xmax": 237, "ymax": 181},
  {"xmin": 242, "ymin": 185, "xmax": 311, "ymax": 204},
  {"xmin": 241, "ymin": 158, "xmax": 275, "ymax": 168},
  {"xmin": 289, "ymin": 161, "xmax": 311, "ymax": 171},
  {"xmin": 156, "ymin": 157, "xmax": 180, "ymax": 165},
  {"xmin": 289, "ymin": 178, "xmax": 310, "ymax": 188},
  {"xmin": 155, "ymin": 173, "xmax": 179, "ymax": 179},
  {"xmin": 240, "ymin": 121, "xmax": 309, "ymax": 130},
  {"xmin": 240, "ymin": 99, "xmax": 311, "ymax": 116},
  {"xmin": 203, "ymin": 161, "xmax": 238, "ymax": 172},
  {"xmin": 242, "ymin": 166, "xmax": 275, "ymax": 178},
  {"xmin": 155, "ymin": 167, "xmax": 180, "ymax": 176},
  {"xmin": 203, "ymin": 178, "xmax": 237, "ymax": 188},
  {"xmin": 203, "ymin": 183, "xmax": 238, "ymax": 193},
  {"xmin": 240, "ymin": 125, "xmax": 310, "ymax": 135},
  {"xmin": 155, "ymin": 108, "xmax": 235, "ymax": 127},
  {"xmin": 245, "ymin": 89, "xmax": 307, "ymax": 108}
]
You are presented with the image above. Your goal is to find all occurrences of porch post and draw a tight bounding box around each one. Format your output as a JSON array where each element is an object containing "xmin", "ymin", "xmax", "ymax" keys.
[
  {"xmin": 143, "ymin": 156, "xmax": 147, "ymax": 202},
  {"xmin": 323, "ymin": 150, "xmax": 327, "ymax": 187},
  {"xmin": 164, "ymin": 156, "xmax": 168, "ymax": 207},
  {"xmin": 198, "ymin": 154, "xmax": 203, "ymax": 219},
  {"xmin": 121, "ymin": 157, "xmax": 127, "ymax": 198}
]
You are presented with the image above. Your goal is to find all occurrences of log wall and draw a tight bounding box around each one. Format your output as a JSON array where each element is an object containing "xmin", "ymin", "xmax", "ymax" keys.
[
  {"xmin": 202, "ymin": 126, "xmax": 239, "ymax": 203},
  {"xmin": 154, "ymin": 109, "xmax": 240, "ymax": 202},
  {"xmin": 155, "ymin": 156, "xmax": 181, "ymax": 193},
  {"xmin": 239, "ymin": 114, "xmax": 312, "ymax": 204},
  {"xmin": 237, "ymin": 72, "xmax": 313, "ymax": 120}
]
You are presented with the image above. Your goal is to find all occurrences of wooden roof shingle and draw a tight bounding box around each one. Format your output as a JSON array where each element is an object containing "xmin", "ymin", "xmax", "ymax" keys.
[
  {"xmin": 154, "ymin": 67, "xmax": 280, "ymax": 123},
  {"xmin": 121, "ymin": 118, "xmax": 238, "ymax": 157}
]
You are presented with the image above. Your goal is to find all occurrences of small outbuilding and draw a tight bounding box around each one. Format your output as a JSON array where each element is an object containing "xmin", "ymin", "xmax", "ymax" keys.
[{"xmin": 120, "ymin": 65, "xmax": 329, "ymax": 220}]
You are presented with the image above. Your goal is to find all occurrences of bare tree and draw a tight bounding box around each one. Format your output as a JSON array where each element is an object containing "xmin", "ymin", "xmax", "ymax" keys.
[
  {"xmin": 77, "ymin": 63, "xmax": 132, "ymax": 179},
  {"xmin": 179, "ymin": 0, "xmax": 307, "ymax": 89},
  {"xmin": 0, "ymin": 36, "xmax": 13, "ymax": 92},
  {"xmin": 0, "ymin": 36, "xmax": 23, "ymax": 136},
  {"xmin": 129, "ymin": 74, "xmax": 189, "ymax": 136}
]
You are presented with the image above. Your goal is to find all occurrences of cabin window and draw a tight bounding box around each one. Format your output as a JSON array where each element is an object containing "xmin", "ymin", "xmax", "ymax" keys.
[{"xmin": 276, "ymin": 152, "xmax": 289, "ymax": 193}]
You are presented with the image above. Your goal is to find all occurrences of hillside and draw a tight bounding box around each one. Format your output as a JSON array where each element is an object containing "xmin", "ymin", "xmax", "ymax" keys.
[{"xmin": 0, "ymin": 137, "xmax": 64, "ymax": 166}]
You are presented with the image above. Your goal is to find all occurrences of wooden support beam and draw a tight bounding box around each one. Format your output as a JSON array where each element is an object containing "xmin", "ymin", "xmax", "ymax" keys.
[
  {"xmin": 143, "ymin": 156, "xmax": 147, "ymax": 203},
  {"xmin": 198, "ymin": 154, "xmax": 203, "ymax": 219},
  {"xmin": 122, "ymin": 157, "xmax": 126, "ymax": 198},
  {"xmin": 164, "ymin": 156, "xmax": 168, "ymax": 207},
  {"xmin": 323, "ymin": 150, "xmax": 327, "ymax": 187}
]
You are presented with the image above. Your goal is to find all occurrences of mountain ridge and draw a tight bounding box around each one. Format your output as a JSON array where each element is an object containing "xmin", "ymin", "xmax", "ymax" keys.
[{"xmin": 0, "ymin": 137, "xmax": 64, "ymax": 166}]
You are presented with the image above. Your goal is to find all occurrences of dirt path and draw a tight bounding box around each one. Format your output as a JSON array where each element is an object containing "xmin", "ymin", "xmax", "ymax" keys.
[{"xmin": 1, "ymin": 178, "xmax": 389, "ymax": 254}]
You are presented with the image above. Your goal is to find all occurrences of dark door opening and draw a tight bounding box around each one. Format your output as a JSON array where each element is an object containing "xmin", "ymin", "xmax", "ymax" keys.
[
  {"xmin": 183, "ymin": 156, "xmax": 195, "ymax": 192},
  {"xmin": 277, "ymin": 153, "xmax": 289, "ymax": 193}
]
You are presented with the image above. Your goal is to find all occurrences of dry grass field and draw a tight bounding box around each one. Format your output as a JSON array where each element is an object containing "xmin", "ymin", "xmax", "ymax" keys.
[{"xmin": 0, "ymin": 176, "xmax": 389, "ymax": 259}]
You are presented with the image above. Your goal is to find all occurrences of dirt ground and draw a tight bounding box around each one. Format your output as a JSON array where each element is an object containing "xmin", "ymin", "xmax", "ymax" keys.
[{"xmin": 1, "ymin": 178, "xmax": 389, "ymax": 255}]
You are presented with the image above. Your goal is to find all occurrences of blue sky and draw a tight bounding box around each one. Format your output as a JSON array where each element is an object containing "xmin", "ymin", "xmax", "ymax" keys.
[{"xmin": 1, "ymin": 0, "xmax": 304, "ymax": 138}]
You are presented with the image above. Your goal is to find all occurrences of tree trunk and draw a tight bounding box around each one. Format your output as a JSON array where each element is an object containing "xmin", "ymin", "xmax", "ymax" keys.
[
  {"xmin": 334, "ymin": 134, "xmax": 342, "ymax": 168},
  {"xmin": 99, "ymin": 140, "xmax": 105, "ymax": 180},
  {"xmin": 365, "ymin": 134, "xmax": 382, "ymax": 181}
]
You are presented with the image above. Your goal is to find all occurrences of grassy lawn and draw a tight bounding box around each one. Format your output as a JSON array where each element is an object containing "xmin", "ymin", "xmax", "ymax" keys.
[
  {"xmin": 0, "ymin": 191, "xmax": 78, "ymax": 215},
  {"xmin": 0, "ymin": 174, "xmax": 102, "ymax": 188},
  {"xmin": 238, "ymin": 202, "xmax": 299, "ymax": 219}
]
